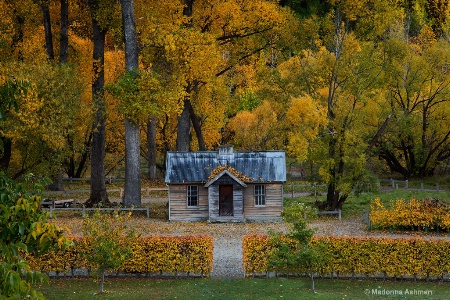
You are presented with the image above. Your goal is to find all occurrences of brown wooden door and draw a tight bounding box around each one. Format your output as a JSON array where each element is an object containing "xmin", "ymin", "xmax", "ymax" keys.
[{"xmin": 219, "ymin": 185, "xmax": 233, "ymax": 216}]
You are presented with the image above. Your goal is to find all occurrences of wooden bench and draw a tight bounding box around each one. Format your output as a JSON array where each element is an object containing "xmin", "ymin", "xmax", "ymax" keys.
[
  {"xmin": 317, "ymin": 209, "xmax": 341, "ymax": 220},
  {"xmin": 47, "ymin": 207, "xmax": 150, "ymax": 218}
]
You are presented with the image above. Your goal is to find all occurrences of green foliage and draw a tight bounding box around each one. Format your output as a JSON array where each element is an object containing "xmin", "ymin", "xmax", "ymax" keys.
[
  {"xmin": 0, "ymin": 175, "xmax": 71, "ymax": 299},
  {"xmin": 106, "ymin": 70, "xmax": 159, "ymax": 122},
  {"xmin": 269, "ymin": 203, "xmax": 323, "ymax": 292},
  {"xmin": 0, "ymin": 173, "xmax": 49, "ymax": 209},
  {"xmin": 238, "ymin": 90, "xmax": 261, "ymax": 112},
  {"xmin": 81, "ymin": 209, "xmax": 138, "ymax": 294},
  {"xmin": 0, "ymin": 77, "xmax": 29, "ymax": 120}
]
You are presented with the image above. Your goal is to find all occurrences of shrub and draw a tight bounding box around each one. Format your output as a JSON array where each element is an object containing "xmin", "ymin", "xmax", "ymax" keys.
[
  {"xmin": 26, "ymin": 235, "xmax": 213, "ymax": 277},
  {"xmin": 243, "ymin": 235, "xmax": 450, "ymax": 279},
  {"xmin": 370, "ymin": 197, "xmax": 450, "ymax": 230}
]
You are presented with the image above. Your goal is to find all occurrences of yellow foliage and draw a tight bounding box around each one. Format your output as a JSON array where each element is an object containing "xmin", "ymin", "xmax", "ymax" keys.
[
  {"xmin": 207, "ymin": 165, "xmax": 253, "ymax": 183},
  {"xmin": 243, "ymin": 235, "xmax": 450, "ymax": 278},
  {"xmin": 370, "ymin": 198, "xmax": 450, "ymax": 230},
  {"xmin": 228, "ymin": 101, "xmax": 280, "ymax": 150},
  {"xmin": 26, "ymin": 235, "xmax": 213, "ymax": 277},
  {"xmin": 286, "ymin": 95, "xmax": 327, "ymax": 162}
]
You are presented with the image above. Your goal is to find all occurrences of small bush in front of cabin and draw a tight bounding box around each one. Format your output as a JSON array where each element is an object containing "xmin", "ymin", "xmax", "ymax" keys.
[
  {"xmin": 268, "ymin": 203, "xmax": 324, "ymax": 293},
  {"xmin": 81, "ymin": 209, "xmax": 137, "ymax": 294}
]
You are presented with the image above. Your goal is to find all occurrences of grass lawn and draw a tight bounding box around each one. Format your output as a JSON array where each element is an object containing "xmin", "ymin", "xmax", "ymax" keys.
[{"xmin": 38, "ymin": 277, "xmax": 449, "ymax": 300}]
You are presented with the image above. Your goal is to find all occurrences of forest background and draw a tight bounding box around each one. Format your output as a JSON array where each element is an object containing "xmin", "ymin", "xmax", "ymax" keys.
[{"xmin": 1, "ymin": 0, "xmax": 450, "ymax": 210}]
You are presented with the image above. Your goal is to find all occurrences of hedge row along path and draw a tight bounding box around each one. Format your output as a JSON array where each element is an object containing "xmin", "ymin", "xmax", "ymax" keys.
[{"xmin": 52, "ymin": 215, "xmax": 450, "ymax": 278}]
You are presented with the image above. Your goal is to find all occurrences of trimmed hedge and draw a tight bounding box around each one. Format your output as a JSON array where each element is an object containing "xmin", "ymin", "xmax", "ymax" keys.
[
  {"xmin": 370, "ymin": 197, "xmax": 450, "ymax": 231},
  {"xmin": 26, "ymin": 235, "xmax": 213, "ymax": 277},
  {"xmin": 243, "ymin": 235, "xmax": 450, "ymax": 279}
]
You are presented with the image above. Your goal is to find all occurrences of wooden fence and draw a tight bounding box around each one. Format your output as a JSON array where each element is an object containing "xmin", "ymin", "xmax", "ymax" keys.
[
  {"xmin": 44, "ymin": 187, "xmax": 168, "ymax": 198},
  {"xmin": 285, "ymin": 180, "xmax": 445, "ymax": 198}
]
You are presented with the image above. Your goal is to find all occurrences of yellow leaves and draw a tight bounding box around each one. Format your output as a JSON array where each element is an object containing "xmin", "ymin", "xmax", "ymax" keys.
[
  {"xmin": 26, "ymin": 235, "xmax": 213, "ymax": 276},
  {"xmin": 208, "ymin": 165, "xmax": 253, "ymax": 183},
  {"xmin": 244, "ymin": 235, "xmax": 450, "ymax": 278},
  {"xmin": 228, "ymin": 101, "xmax": 280, "ymax": 151},
  {"xmin": 286, "ymin": 95, "xmax": 327, "ymax": 162},
  {"xmin": 370, "ymin": 198, "xmax": 450, "ymax": 230}
]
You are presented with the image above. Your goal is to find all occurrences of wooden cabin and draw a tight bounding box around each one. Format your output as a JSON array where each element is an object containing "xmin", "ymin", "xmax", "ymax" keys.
[{"xmin": 165, "ymin": 146, "xmax": 286, "ymax": 222}]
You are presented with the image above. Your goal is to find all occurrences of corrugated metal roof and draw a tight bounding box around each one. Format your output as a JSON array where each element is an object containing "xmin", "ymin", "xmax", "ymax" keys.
[{"xmin": 165, "ymin": 148, "xmax": 286, "ymax": 184}]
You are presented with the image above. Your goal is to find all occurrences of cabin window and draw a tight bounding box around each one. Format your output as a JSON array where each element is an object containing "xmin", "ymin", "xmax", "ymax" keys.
[
  {"xmin": 254, "ymin": 185, "xmax": 266, "ymax": 206},
  {"xmin": 187, "ymin": 185, "xmax": 199, "ymax": 207}
]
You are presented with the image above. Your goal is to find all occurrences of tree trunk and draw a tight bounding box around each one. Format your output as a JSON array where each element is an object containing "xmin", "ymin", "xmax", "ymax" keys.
[
  {"xmin": 41, "ymin": 4, "xmax": 54, "ymax": 61},
  {"xmin": 59, "ymin": 0, "xmax": 69, "ymax": 63},
  {"xmin": 187, "ymin": 100, "xmax": 206, "ymax": 151},
  {"xmin": 0, "ymin": 137, "xmax": 12, "ymax": 172},
  {"xmin": 66, "ymin": 130, "xmax": 92, "ymax": 178},
  {"xmin": 124, "ymin": 119, "xmax": 141, "ymax": 207},
  {"xmin": 121, "ymin": 0, "xmax": 141, "ymax": 207},
  {"xmin": 11, "ymin": 8, "xmax": 25, "ymax": 61},
  {"xmin": 176, "ymin": 98, "xmax": 191, "ymax": 151},
  {"xmin": 87, "ymin": 18, "xmax": 109, "ymax": 207},
  {"xmin": 175, "ymin": 0, "xmax": 195, "ymax": 152},
  {"xmin": 146, "ymin": 116, "xmax": 157, "ymax": 180}
]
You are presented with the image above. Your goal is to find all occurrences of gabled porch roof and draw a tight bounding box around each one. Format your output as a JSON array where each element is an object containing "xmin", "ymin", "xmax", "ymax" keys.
[{"xmin": 204, "ymin": 170, "xmax": 247, "ymax": 188}]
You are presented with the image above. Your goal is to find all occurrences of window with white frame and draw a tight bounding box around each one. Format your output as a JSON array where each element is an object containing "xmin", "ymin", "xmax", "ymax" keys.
[
  {"xmin": 254, "ymin": 185, "xmax": 266, "ymax": 206},
  {"xmin": 187, "ymin": 185, "xmax": 198, "ymax": 207}
]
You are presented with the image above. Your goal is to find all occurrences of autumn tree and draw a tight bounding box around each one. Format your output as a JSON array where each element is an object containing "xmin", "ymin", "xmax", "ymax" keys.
[
  {"xmin": 135, "ymin": 0, "xmax": 293, "ymax": 153},
  {"xmin": 85, "ymin": 0, "xmax": 121, "ymax": 207},
  {"xmin": 0, "ymin": 62, "xmax": 82, "ymax": 179},
  {"xmin": 374, "ymin": 26, "xmax": 450, "ymax": 178}
]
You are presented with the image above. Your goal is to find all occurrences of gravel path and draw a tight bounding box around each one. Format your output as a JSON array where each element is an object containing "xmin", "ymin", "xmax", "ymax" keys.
[{"xmin": 212, "ymin": 237, "xmax": 244, "ymax": 278}]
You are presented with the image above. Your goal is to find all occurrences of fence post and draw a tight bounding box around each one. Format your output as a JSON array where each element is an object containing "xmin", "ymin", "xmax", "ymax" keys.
[
  {"xmin": 119, "ymin": 188, "xmax": 123, "ymax": 198},
  {"xmin": 49, "ymin": 207, "xmax": 53, "ymax": 218},
  {"xmin": 390, "ymin": 178, "xmax": 394, "ymax": 189},
  {"xmin": 436, "ymin": 183, "xmax": 439, "ymax": 191},
  {"xmin": 421, "ymin": 182, "xmax": 424, "ymax": 191},
  {"xmin": 292, "ymin": 184, "xmax": 294, "ymax": 199},
  {"xmin": 405, "ymin": 180, "xmax": 408, "ymax": 189},
  {"xmin": 314, "ymin": 182, "xmax": 317, "ymax": 197}
]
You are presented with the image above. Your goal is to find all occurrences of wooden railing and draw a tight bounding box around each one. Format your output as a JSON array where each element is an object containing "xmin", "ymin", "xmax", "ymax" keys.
[{"xmin": 44, "ymin": 187, "xmax": 168, "ymax": 198}]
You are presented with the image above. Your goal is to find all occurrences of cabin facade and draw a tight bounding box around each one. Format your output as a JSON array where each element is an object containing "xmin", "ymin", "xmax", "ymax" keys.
[{"xmin": 165, "ymin": 146, "xmax": 286, "ymax": 222}]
